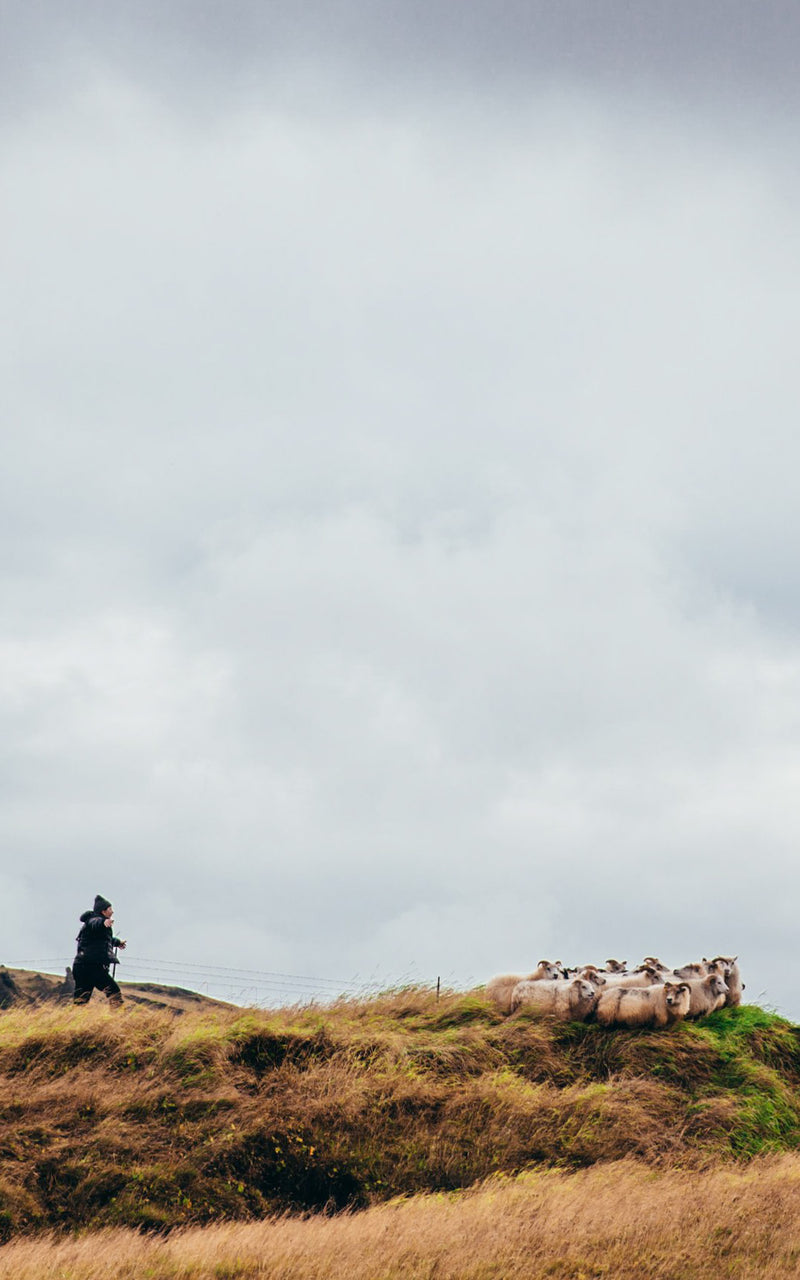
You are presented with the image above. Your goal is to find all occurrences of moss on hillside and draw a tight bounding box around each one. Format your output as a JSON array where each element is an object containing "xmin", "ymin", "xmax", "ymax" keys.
[{"xmin": 0, "ymin": 991, "xmax": 798, "ymax": 1237}]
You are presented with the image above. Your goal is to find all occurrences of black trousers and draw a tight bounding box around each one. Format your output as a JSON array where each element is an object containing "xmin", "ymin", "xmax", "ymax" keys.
[{"xmin": 72, "ymin": 959, "xmax": 122, "ymax": 1005}]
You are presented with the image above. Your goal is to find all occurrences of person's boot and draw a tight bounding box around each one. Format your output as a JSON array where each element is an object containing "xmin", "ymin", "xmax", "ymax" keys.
[{"xmin": 107, "ymin": 993, "xmax": 123, "ymax": 1009}]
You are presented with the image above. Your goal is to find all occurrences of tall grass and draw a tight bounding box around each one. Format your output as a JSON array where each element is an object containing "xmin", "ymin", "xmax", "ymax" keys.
[
  {"xmin": 1, "ymin": 991, "xmax": 799, "ymax": 1236},
  {"xmin": 3, "ymin": 1157, "xmax": 800, "ymax": 1278}
]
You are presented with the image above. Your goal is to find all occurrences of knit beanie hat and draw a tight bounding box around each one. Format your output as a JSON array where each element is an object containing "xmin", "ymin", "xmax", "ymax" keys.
[{"xmin": 93, "ymin": 894, "xmax": 112, "ymax": 913}]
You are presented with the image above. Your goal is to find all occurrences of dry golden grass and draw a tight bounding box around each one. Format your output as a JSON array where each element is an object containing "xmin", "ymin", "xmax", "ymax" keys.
[
  {"xmin": 3, "ymin": 1156, "xmax": 800, "ymax": 1278},
  {"xmin": 2, "ymin": 993, "xmax": 800, "ymax": 1238}
]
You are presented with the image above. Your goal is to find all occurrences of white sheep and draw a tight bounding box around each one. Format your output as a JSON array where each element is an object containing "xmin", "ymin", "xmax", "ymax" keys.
[
  {"xmin": 575, "ymin": 965, "xmax": 608, "ymax": 987},
  {"xmin": 671, "ymin": 960, "xmax": 710, "ymax": 980},
  {"xmin": 683, "ymin": 972, "xmax": 728, "ymax": 1018},
  {"xmin": 710, "ymin": 956, "xmax": 743, "ymax": 1007},
  {"xmin": 485, "ymin": 961, "xmax": 564, "ymax": 1014},
  {"xmin": 510, "ymin": 977, "xmax": 599, "ymax": 1020},
  {"xmin": 595, "ymin": 981, "xmax": 691, "ymax": 1030},
  {"xmin": 599, "ymin": 965, "xmax": 663, "ymax": 989}
]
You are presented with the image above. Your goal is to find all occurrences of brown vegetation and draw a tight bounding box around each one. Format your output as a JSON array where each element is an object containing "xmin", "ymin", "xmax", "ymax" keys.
[
  {"xmin": 3, "ymin": 1157, "xmax": 800, "ymax": 1278},
  {"xmin": 0, "ymin": 987, "xmax": 799, "ymax": 1243}
]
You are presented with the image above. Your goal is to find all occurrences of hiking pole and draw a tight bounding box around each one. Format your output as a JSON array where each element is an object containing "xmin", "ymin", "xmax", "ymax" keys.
[{"xmin": 111, "ymin": 945, "xmax": 119, "ymax": 982}]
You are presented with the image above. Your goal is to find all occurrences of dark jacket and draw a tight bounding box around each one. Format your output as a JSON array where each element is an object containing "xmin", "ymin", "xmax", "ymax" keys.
[{"xmin": 75, "ymin": 911, "xmax": 121, "ymax": 967}]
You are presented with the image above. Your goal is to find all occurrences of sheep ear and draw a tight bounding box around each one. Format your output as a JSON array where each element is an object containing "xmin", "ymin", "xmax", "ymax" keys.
[{"xmin": 680, "ymin": 983, "xmax": 690, "ymax": 993}]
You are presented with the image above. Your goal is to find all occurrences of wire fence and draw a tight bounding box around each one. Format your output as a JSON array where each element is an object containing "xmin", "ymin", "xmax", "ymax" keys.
[{"xmin": 3, "ymin": 954, "xmax": 436, "ymax": 1007}]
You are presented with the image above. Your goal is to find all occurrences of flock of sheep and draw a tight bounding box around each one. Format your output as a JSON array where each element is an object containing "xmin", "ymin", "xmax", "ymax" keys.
[{"xmin": 487, "ymin": 955, "xmax": 743, "ymax": 1029}]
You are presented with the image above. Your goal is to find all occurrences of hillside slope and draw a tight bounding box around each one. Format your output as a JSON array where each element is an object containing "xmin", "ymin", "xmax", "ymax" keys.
[
  {"xmin": 0, "ymin": 965, "xmax": 230, "ymax": 1013},
  {"xmin": 0, "ymin": 988, "xmax": 799, "ymax": 1237}
]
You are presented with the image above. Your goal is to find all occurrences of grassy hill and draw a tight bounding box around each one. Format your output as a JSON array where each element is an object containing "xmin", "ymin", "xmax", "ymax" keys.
[
  {"xmin": 0, "ymin": 984, "xmax": 799, "ymax": 1244},
  {"xmin": 0, "ymin": 965, "xmax": 231, "ymax": 1013}
]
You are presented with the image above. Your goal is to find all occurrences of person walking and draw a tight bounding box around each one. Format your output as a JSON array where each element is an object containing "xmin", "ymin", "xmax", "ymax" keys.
[{"xmin": 73, "ymin": 894, "xmax": 127, "ymax": 1007}]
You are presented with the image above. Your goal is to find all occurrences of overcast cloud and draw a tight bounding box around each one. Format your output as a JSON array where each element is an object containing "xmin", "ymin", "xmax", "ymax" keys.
[{"xmin": 2, "ymin": 2, "xmax": 800, "ymax": 1013}]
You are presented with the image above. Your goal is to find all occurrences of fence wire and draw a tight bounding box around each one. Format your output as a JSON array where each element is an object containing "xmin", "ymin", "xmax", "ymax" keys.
[{"xmin": 4, "ymin": 954, "xmax": 428, "ymax": 1006}]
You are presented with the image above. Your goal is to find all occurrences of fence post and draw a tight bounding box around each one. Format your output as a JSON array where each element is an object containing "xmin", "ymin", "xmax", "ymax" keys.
[{"xmin": 436, "ymin": 976, "xmax": 440, "ymax": 1001}]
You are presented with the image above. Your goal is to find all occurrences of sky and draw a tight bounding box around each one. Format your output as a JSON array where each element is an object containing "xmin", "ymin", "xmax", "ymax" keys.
[{"xmin": 2, "ymin": 2, "xmax": 800, "ymax": 1012}]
